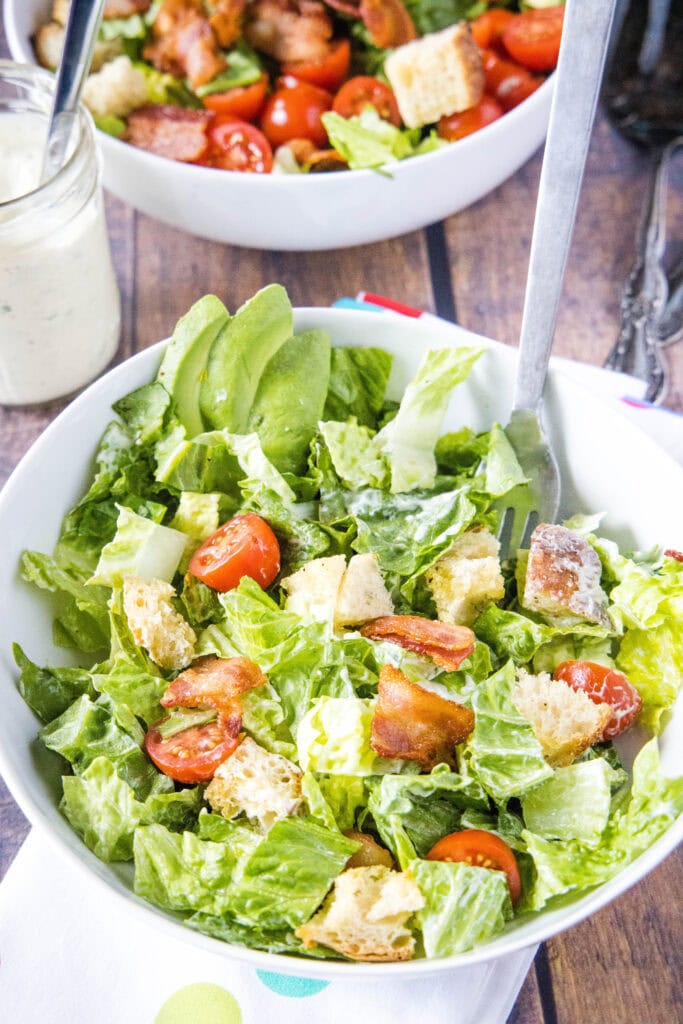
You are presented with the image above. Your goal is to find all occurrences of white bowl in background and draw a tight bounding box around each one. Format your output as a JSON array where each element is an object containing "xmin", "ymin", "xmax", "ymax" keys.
[
  {"xmin": 3, "ymin": 0, "xmax": 553, "ymax": 250},
  {"xmin": 0, "ymin": 307, "xmax": 681, "ymax": 977}
]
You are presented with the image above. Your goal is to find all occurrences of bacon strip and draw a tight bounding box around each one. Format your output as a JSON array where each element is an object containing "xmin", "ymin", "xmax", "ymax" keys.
[
  {"xmin": 161, "ymin": 655, "xmax": 267, "ymax": 717},
  {"xmin": 123, "ymin": 104, "xmax": 212, "ymax": 162},
  {"xmin": 209, "ymin": 0, "xmax": 246, "ymax": 47},
  {"xmin": 371, "ymin": 665, "xmax": 474, "ymax": 770},
  {"xmin": 143, "ymin": 0, "xmax": 226, "ymax": 87},
  {"xmin": 323, "ymin": 0, "xmax": 416, "ymax": 47},
  {"xmin": 244, "ymin": 0, "xmax": 334, "ymax": 65},
  {"xmin": 360, "ymin": 615, "xmax": 475, "ymax": 671},
  {"xmin": 104, "ymin": 0, "xmax": 151, "ymax": 17}
]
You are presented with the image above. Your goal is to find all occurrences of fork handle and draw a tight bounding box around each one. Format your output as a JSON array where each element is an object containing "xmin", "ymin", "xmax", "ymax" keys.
[{"xmin": 513, "ymin": 0, "xmax": 618, "ymax": 413}]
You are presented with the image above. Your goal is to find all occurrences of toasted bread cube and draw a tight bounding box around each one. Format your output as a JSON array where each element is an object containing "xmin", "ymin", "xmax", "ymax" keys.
[
  {"xmin": 53, "ymin": 0, "xmax": 71, "ymax": 26},
  {"xmin": 513, "ymin": 669, "xmax": 612, "ymax": 767},
  {"xmin": 296, "ymin": 865, "xmax": 424, "ymax": 961},
  {"xmin": 206, "ymin": 737, "xmax": 303, "ymax": 831},
  {"xmin": 522, "ymin": 524, "xmax": 610, "ymax": 625},
  {"xmin": 122, "ymin": 575, "xmax": 196, "ymax": 671},
  {"xmin": 281, "ymin": 555, "xmax": 346, "ymax": 625},
  {"xmin": 82, "ymin": 54, "xmax": 148, "ymax": 120},
  {"xmin": 384, "ymin": 22, "xmax": 484, "ymax": 129},
  {"xmin": 426, "ymin": 527, "xmax": 505, "ymax": 626},
  {"xmin": 35, "ymin": 22, "xmax": 65, "ymax": 71},
  {"xmin": 335, "ymin": 554, "xmax": 394, "ymax": 627}
]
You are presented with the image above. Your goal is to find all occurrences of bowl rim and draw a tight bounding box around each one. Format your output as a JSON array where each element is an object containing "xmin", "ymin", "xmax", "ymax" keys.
[
  {"xmin": 0, "ymin": 307, "xmax": 682, "ymax": 977},
  {"xmin": 1, "ymin": 0, "xmax": 554, "ymax": 187}
]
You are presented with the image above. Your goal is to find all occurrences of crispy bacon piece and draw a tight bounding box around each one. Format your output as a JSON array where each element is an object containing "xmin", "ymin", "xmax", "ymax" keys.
[
  {"xmin": 124, "ymin": 104, "xmax": 213, "ymax": 161},
  {"xmin": 371, "ymin": 665, "xmax": 474, "ymax": 770},
  {"xmin": 210, "ymin": 0, "xmax": 246, "ymax": 47},
  {"xmin": 104, "ymin": 0, "xmax": 151, "ymax": 17},
  {"xmin": 323, "ymin": 0, "xmax": 416, "ymax": 48},
  {"xmin": 161, "ymin": 655, "xmax": 267, "ymax": 717},
  {"xmin": 244, "ymin": 0, "xmax": 334, "ymax": 65},
  {"xmin": 143, "ymin": 0, "xmax": 226, "ymax": 87},
  {"xmin": 360, "ymin": 615, "xmax": 475, "ymax": 671}
]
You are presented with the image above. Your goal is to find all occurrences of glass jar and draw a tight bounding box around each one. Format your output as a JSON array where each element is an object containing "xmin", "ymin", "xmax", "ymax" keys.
[{"xmin": 0, "ymin": 61, "xmax": 121, "ymax": 406}]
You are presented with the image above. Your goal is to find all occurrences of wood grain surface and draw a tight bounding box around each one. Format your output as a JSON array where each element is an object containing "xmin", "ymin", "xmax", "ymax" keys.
[{"xmin": 1, "ymin": 19, "xmax": 681, "ymax": 1024}]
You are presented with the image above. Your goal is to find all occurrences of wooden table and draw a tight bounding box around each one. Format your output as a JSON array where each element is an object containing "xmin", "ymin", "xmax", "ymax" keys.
[{"xmin": 1, "ymin": 22, "xmax": 682, "ymax": 1024}]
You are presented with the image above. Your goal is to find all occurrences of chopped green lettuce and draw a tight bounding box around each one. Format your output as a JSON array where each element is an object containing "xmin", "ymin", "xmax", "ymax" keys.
[
  {"xmin": 521, "ymin": 758, "xmax": 622, "ymax": 845},
  {"xmin": 323, "ymin": 346, "xmax": 393, "ymax": 428},
  {"xmin": 89, "ymin": 506, "xmax": 187, "ymax": 586},
  {"xmin": 134, "ymin": 824, "xmax": 237, "ymax": 915},
  {"xmin": 19, "ymin": 551, "xmax": 110, "ymax": 653},
  {"xmin": 411, "ymin": 860, "xmax": 510, "ymax": 957},
  {"xmin": 297, "ymin": 696, "xmax": 402, "ymax": 775},
  {"xmin": 13, "ymin": 643, "xmax": 95, "ymax": 723},
  {"xmin": 319, "ymin": 419, "xmax": 388, "ymax": 490}
]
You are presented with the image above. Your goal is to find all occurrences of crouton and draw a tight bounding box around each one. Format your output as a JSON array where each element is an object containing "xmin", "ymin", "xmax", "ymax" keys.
[
  {"xmin": 34, "ymin": 22, "xmax": 66, "ymax": 71},
  {"xmin": 513, "ymin": 669, "xmax": 612, "ymax": 767},
  {"xmin": 205, "ymin": 736, "xmax": 303, "ymax": 831},
  {"xmin": 335, "ymin": 554, "xmax": 394, "ymax": 627},
  {"xmin": 426, "ymin": 527, "xmax": 505, "ymax": 626},
  {"xmin": 522, "ymin": 524, "xmax": 610, "ymax": 626},
  {"xmin": 122, "ymin": 575, "xmax": 196, "ymax": 671},
  {"xmin": 82, "ymin": 55, "xmax": 148, "ymax": 120},
  {"xmin": 384, "ymin": 22, "xmax": 484, "ymax": 129},
  {"xmin": 295, "ymin": 865, "xmax": 424, "ymax": 961},
  {"xmin": 281, "ymin": 555, "xmax": 347, "ymax": 625},
  {"xmin": 53, "ymin": 0, "xmax": 71, "ymax": 26}
]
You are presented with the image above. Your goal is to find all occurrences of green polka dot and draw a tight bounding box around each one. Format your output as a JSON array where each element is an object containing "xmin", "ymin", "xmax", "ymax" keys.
[
  {"xmin": 256, "ymin": 970, "xmax": 330, "ymax": 997},
  {"xmin": 155, "ymin": 983, "xmax": 242, "ymax": 1024}
]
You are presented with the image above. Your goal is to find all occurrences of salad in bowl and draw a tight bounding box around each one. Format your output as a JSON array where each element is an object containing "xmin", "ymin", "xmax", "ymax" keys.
[
  {"xmin": 31, "ymin": 0, "xmax": 564, "ymax": 174},
  {"xmin": 9, "ymin": 285, "xmax": 683, "ymax": 965}
]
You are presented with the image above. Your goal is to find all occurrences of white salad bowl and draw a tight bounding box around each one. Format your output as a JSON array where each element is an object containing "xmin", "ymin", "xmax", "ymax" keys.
[
  {"xmin": 0, "ymin": 307, "xmax": 681, "ymax": 977},
  {"xmin": 3, "ymin": 0, "xmax": 553, "ymax": 250}
]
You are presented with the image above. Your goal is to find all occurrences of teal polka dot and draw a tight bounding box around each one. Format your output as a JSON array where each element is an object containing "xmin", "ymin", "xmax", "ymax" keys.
[{"xmin": 256, "ymin": 971, "xmax": 330, "ymax": 998}]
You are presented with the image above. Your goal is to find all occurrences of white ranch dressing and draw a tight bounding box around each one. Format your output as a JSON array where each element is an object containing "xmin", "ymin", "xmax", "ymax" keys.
[{"xmin": 0, "ymin": 111, "xmax": 120, "ymax": 405}]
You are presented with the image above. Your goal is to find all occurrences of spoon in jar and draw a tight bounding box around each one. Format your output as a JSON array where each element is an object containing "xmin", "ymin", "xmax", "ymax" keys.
[{"xmin": 41, "ymin": 0, "xmax": 106, "ymax": 184}]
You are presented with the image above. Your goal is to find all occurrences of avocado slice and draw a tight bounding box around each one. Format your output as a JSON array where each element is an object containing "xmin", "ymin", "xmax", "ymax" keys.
[
  {"xmin": 199, "ymin": 284, "xmax": 293, "ymax": 433},
  {"xmin": 156, "ymin": 294, "xmax": 230, "ymax": 438},
  {"xmin": 248, "ymin": 329, "xmax": 332, "ymax": 476}
]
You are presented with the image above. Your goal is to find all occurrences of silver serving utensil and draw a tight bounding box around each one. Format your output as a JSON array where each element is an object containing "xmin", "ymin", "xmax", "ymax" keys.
[
  {"xmin": 41, "ymin": 0, "xmax": 106, "ymax": 184},
  {"xmin": 499, "ymin": 0, "xmax": 618, "ymax": 557}
]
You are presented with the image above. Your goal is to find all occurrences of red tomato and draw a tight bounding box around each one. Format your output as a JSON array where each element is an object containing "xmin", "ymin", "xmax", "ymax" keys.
[
  {"xmin": 481, "ymin": 49, "xmax": 543, "ymax": 111},
  {"xmin": 470, "ymin": 9, "xmax": 516, "ymax": 51},
  {"xmin": 427, "ymin": 830, "xmax": 521, "ymax": 905},
  {"xmin": 502, "ymin": 5, "xmax": 564, "ymax": 72},
  {"xmin": 553, "ymin": 661, "xmax": 643, "ymax": 740},
  {"xmin": 438, "ymin": 95, "xmax": 504, "ymax": 141},
  {"xmin": 201, "ymin": 119, "xmax": 273, "ymax": 172},
  {"xmin": 260, "ymin": 79, "xmax": 332, "ymax": 148},
  {"xmin": 202, "ymin": 73, "xmax": 269, "ymax": 122},
  {"xmin": 664, "ymin": 549, "xmax": 683, "ymax": 562},
  {"xmin": 332, "ymin": 75, "xmax": 401, "ymax": 126},
  {"xmin": 189, "ymin": 513, "xmax": 281, "ymax": 591},
  {"xmin": 145, "ymin": 717, "xmax": 239, "ymax": 783},
  {"xmin": 283, "ymin": 39, "xmax": 351, "ymax": 92}
]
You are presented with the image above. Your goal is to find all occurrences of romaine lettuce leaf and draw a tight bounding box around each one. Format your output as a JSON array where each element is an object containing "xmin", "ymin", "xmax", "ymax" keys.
[
  {"xmin": 318, "ymin": 419, "xmax": 388, "ymax": 490},
  {"xmin": 474, "ymin": 604, "xmax": 612, "ymax": 666},
  {"xmin": 411, "ymin": 860, "xmax": 510, "ymax": 957},
  {"xmin": 523, "ymin": 739, "xmax": 683, "ymax": 911},
  {"xmin": 321, "ymin": 108, "xmax": 422, "ymax": 170},
  {"xmin": 323, "ymin": 346, "xmax": 393, "ymax": 428},
  {"xmin": 134, "ymin": 824, "xmax": 238, "ymax": 915},
  {"xmin": 374, "ymin": 347, "xmax": 484, "ymax": 492},
  {"xmin": 521, "ymin": 758, "xmax": 621, "ymax": 845},
  {"xmin": 88, "ymin": 505, "xmax": 187, "ymax": 587},
  {"xmin": 368, "ymin": 764, "xmax": 489, "ymax": 859},
  {"xmin": 466, "ymin": 661, "xmax": 553, "ymax": 801},
  {"xmin": 226, "ymin": 817, "xmax": 359, "ymax": 929},
  {"xmin": 19, "ymin": 550, "xmax": 110, "ymax": 653},
  {"xmin": 297, "ymin": 696, "xmax": 401, "ymax": 775},
  {"xmin": 13, "ymin": 643, "xmax": 95, "ymax": 723},
  {"xmin": 302, "ymin": 773, "xmax": 367, "ymax": 832},
  {"xmin": 483, "ymin": 423, "xmax": 529, "ymax": 497}
]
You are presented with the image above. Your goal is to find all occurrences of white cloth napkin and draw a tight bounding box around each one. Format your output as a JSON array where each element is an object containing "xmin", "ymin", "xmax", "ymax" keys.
[{"xmin": 2, "ymin": 309, "xmax": 682, "ymax": 1024}]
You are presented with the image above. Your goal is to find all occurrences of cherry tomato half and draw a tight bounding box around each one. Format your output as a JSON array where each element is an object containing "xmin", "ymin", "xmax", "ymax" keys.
[
  {"xmin": 145, "ymin": 717, "xmax": 239, "ymax": 783},
  {"xmin": 332, "ymin": 75, "xmax": 401, "ymax": 126},
  {"xmin": 438, "ymin": 95, "xmax": 504, "ymax": 141},
  {"xmin": 202, "ymin": 72, "xmax": 269, "ymax": 122},
  {"xmin": 201, "ymin": 119, "xmax": 273, "ymax": 172},
  {"xmin": 427, "ymin": 829, "xmax": 521, "ymax": 905},
  {"xmin": 502, "ymin": 5, "xmax": 564, "ymax": 72},
  {"xmin": 283, "ymin": 39, "xmax": 351, "ymax": 92},
  {"xmin": 664, "ymin": 549, "xmax": 683, "ymax": 562},
  {"xmin": 481, "ymin": 49, "xmax": 543, "ymax": 111},
  {"xmin": 189, "ymin": 513, "xmax": 281, "ymax": 591},
  {"xmin": 260, "ymin": 79, "xmax": 332, "ymax": 148},
  {"xmin": 553, "ymin": 661, "xmax": 643, "ymax": 740},
  {"xmin": 470, "ymin": 9, "xmax": 516, "ymax": 51}
]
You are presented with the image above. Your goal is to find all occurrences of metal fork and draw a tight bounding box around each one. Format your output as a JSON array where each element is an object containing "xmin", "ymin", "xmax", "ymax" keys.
[{"xmin": 499, "ymin": 0, "xmax": 618, "ymax": 558}]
